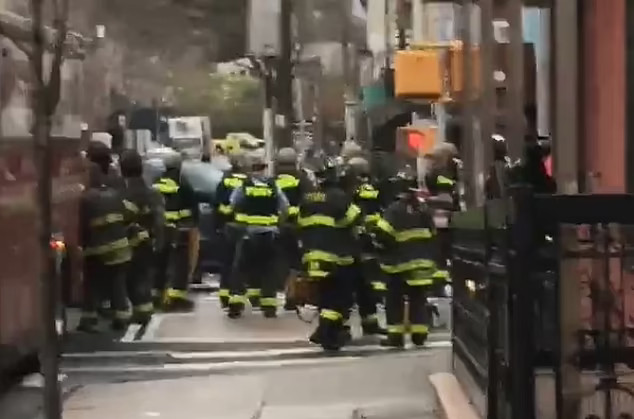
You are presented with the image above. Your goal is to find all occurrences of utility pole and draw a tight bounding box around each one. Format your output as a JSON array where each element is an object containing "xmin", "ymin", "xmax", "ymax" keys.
[
  {"xmin": 263, "ymin": 57, "xmax": 276, "ymax": 176},
  {"xmin": 277, "ymin": 0, "xmax": 294, "ymax": 149}
]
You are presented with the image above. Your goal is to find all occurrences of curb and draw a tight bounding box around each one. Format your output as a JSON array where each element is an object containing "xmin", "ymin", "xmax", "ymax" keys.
[{"xmin": 429, "ymin": 372, "xmax": 480, "ymax": 419}]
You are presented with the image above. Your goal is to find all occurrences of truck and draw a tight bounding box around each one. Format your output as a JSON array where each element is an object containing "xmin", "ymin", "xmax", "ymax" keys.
[{"xmin": 167, "ymin": 116, "xmax": 212, "ymax": 157}]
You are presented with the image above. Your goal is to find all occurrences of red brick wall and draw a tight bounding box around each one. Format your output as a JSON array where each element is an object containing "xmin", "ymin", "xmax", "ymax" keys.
[{"xmin": 583, "ymin": 0, "xmax": 626, "ymax": 193}]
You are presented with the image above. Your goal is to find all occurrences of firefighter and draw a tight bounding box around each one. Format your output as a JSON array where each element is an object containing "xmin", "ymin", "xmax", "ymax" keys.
[
  {"xmin": 345, "ymin": 156, "xmax": 386, "ymax": 335},
  {"xmin": 213, "ymin": 152, "xmax": 247, "ymax": 308},
  {"xmin": 274, "ymin": 147, "xmax": 310, "ymax": 311},
  {"xmin": 298, "ymin": 158, "xmax": 361, "ymax": 350},
  {"xmin": 374, "ymin": 173, "xmax": 436, "ymax": 348},
  {"xmin": 227, "ymin": 150, "xmax": 289, "ymax": 319},
  {"xmin": 78, "ymin": 163, "xmax": 132, "ymax": 332},
  {"xmin": 152, "ymin": 150, "xmax": 197, "ymax": 311},
  {"xmin": 120, "ymin": 150, "xmax": 164, "ymax": 325}
]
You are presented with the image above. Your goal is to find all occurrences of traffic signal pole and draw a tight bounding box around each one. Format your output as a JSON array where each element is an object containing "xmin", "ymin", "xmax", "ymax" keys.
[{"xmin": 277, "ymin": 0, "xmax": 294, "ymax": 149}]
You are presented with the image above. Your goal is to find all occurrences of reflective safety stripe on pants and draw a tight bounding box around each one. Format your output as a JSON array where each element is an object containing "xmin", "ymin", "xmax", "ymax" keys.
[{"xmin": 320, "ymin": 309, "xmax": 342, "ymax": 321}]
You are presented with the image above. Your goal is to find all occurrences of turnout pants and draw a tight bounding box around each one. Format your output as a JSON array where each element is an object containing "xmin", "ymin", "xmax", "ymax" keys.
[
  {"xmin": 127, "ymin": 243, "xmax": 154, "ymax": 319},
  {"xmin": 385, "ymin": 271, "xmax": 430, "ymax": 340},
  {"xmin": 154, "ymin": 227, "xmax": 191, "ymax": 302},
  {"xmin": 345, "ymin": 258, "xmax": 380, "ymax": 326},
  {"xmin": 229, "ymin": 231, "xmax": 278, "ymax": 310},
  {"xmin": 314, "ymin": 266, "xmax": 352, "ymax": 349},
  {"xmin": 218, "ymin": 224, "xmax": 240, "ymax": 301},
  {"xmin": 82, "ymin": 256, "xmax": 130, "ymax": 322}
]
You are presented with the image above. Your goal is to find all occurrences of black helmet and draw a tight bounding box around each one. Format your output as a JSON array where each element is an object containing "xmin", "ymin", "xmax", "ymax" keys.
[
  {"xmin": 315, "ymin": 157, "xmax": 338, "ymax": 185},
  {"xmin": 86, "ymin": 141, "xmax": 112, "ymax": 173},
  {"xmin": 119, "ymin": 149, "xmax": 143, "ymax": 178}
]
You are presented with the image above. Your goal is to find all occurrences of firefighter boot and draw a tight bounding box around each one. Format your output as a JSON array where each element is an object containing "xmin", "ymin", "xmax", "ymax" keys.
[
  {"xmin": 218, "ymin": 289, "xmax": 230, "ymax": 309},
  {"xmin": 163, "ymin": 289, "xmax": 194, "ymax": 312},
  {"xmin": 410, "ymin": 325, "xmax": 429, "ymax": 347},
  {"xmin": 246, "ymin": 289, "xmax": 261, "ymax": 309},
  {"xmin": 320, "ymin": 320, "xmax": 346, "ymax": 351},
  {"xmin": 361, "ymin": 316, "xmax": 387, "ymax": 336},
  {"xmin": 262, "ymin": 306, "xmax": 277, "ymax": 318},
  {"xmin": 380, "ymin": 332, "xmax": 405, "ymax": 348},
  {"xmin": 227, "ymin": 295, "xmax": 245, "ymax": 319}
]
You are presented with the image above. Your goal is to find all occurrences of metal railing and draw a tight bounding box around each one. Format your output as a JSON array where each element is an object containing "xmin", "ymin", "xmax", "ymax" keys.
[{"xmin": 450, "ymin": 186, "xmax": 634, "ymax": 419}]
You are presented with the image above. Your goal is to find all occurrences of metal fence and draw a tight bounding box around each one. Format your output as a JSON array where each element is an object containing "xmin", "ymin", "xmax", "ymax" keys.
[{"xmin": 450, "ymin": 186, "xmax": 634, "ymax": 419}]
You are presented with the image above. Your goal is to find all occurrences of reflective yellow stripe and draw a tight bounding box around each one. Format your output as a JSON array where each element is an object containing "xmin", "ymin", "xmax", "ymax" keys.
[
  {"xmin": 376, "ymin": 218, "xmax": 395, "ymax": 235},
  {"xmin": 218, "ymin": 204, "xmax": 233, "ymax": 215},
  {"xmin": 229, "ymin": 295, "xmax": 246, "ymax": 304},
  {"xmin": 154, "ymin": 178, "xmax": 180, "ymax": 194},
  {"xmin": 123, "ymin": 200, "xmax": 139, "ymax": 213},
  {"xmin": 245, "ymin": 186, "xmax": 273, "ymax": 197},
  {"xmin": 433, "ymin": 270, "xmax": 451, "ymax": 282},
  {"xmin": 165, "ymin": 211, "xmax": 181, "ymax": 221},
  {"xmin": 364, "ymin": 213, "xmax": 380, "ymax": 224},
  {"xmin": 395, "ymin": 228, "xmax": 432, "ymax": 242},
  {"xmin": 298, "ymin": 214, "xmax": 336, "ymax": 227},
  {"xmin": 246, "ymin": 288, "xmax": 261, "ymax": 297},
  {"xmin": 84, "ymin": 237, "xmax": 129, "ymax": 256},
  {"xmin": 224, "ymin": 177, "xmax": 244, "ymax": 188},
  {"xmin": 287, "ymin": 206, "xmax": 300, "ymax": 216},
  {"xmin": 129, "ymin": 229, "xmax": 150, "ymax": 247},
  {"xmin": 133, "ymin": 303, "xmax": 154, "ymax": 313},
  {"xmin": 90, "ymin": 213, "xmax": 124, "ymax": 227},
  {"xmin": 380, "ymin": 259, "xmax": 436, "ymax": 274},
  {"xmin": 276, "ymin": 174, "xmax": 300, "ymax": 189},
  {"xmin": 166, "ymin": 288, "xmax": 188, "ymax": 300},
  {"xmin": 437, "ymin": 175, "xmax": 455, "ymax": 186},
  {"xmin": 358, "ymin": 190, "xmax": 379, "ymax": 199},
  {"xmin": 180, "ymin": 209, "xmax": 192, "ymax": 218},
  {"xmin": 371, "ymin": 281, "xmax": 387, "ymax": 291},
  {"xmin": 260, "ymin": 297, "xmax": 277, "ymax": 307},
  {"xmin": 339, "ymin": 204, "xmax": 361, "ymax": 227},
  {"xmin": 320, "ymin": 309, "xmax": 342, "ymax": 321},
  {"xmin": 307, "ymin": 270, "xmax": 330, "ymax": 278},
  {"xmin": 406, "ymin": 278, "xmax": 434, "ymax": 286},
  {"xmin": 218, "ymin": 289, "xmax": 230, "ymax": 297},
  {"xmin": 387, "ymin": 324, "xmax": 405, "ymax": 334},
  {"xmin": 103, "ymin": 248, "xmax": 132, "ymax": 265},
  {"xmin": 302, "ymin": 250, "xmax": 354, "ymax": 266},
  {"xmin": 114, "ymin": 310, "xmax": 131, "ymax": 320},
  {"xmin": 235, "ymin": 213, "xmax": 278, "ymax": 225},
  {"xmin": 411, "ymin": 324, "xmax": 429, "ymax": 334}
]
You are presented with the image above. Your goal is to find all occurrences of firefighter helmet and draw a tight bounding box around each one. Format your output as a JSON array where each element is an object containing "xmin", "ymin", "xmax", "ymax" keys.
[
  {"xmin": 276, "ymin": 147, "xmax": 297, "ymax": 165},
  {"xmin": 346, "ymin": 156, "xmax": 370, "ymax": 177},
  {"xmin": 119, "ymin": 149, "xmax": 143, "ymax": 178}
]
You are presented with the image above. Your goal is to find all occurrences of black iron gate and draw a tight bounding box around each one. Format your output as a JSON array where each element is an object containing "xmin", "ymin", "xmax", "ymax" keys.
[{"xmin": 450, "ymin": 186, "xmax": 634, "ymax": 419}]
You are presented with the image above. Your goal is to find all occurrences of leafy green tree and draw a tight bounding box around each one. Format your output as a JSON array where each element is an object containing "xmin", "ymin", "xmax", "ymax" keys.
[{"xmin": 170, "ymin": 72, "xmax": 263, "ymax": 137}]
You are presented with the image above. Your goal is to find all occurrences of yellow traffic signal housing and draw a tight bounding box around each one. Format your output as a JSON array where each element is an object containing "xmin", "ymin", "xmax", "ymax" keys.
[
  {"xmin": 394, "ymin": 50, "xmax": 443, "ymax": 99},
  {"xmin": 448, "ymin": 42, "xmax": 481, "ymax": 96}
]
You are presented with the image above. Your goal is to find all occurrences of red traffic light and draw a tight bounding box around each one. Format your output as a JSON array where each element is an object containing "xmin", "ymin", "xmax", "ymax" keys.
[{"xmin": 408, "ymin": 131, "xmax": 426, "ymax": 150}]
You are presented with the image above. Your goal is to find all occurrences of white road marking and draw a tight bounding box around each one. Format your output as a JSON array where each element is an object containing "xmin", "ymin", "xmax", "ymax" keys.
[
  {"xmin": 140, "ymin": 314, "xmax": 165, "ymax": 341},
  {"xmin": 63, "ymin": 341, "xmax": 452, "ymax": 360},
  {"xmin": 62, "ymin": 356, "xmax": 363, "ymax": 374},
  {"xmin": 120, "ymin": 324, "xmax": 142, "ymax": 342}
]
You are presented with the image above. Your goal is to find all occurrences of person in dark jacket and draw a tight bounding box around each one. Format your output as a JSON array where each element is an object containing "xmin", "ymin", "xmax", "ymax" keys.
[
  {"xmin": 213, "ymin": 152, "xmax": 248, "ymax": 308},
  {"xmin": 298, "ymin": 158, "xmax": 361, "ymax": 350},
  {"xmin": 274, "ymin": 147, "xmax": 311, "ymax": 311},
  {"xmin": 120, "ymin": 150, "xmax": 164, "ymax": 324},
  {"xmin": 374, "ymin": 174, "xmax": 437, "ymax": 348},
  {"xmin": 152, "ymin": 150, "xmax": 197, "ymax": 311},
  {"xmin": 78, "ymin": 163, "xmax": 132, "ymax": 332}
]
